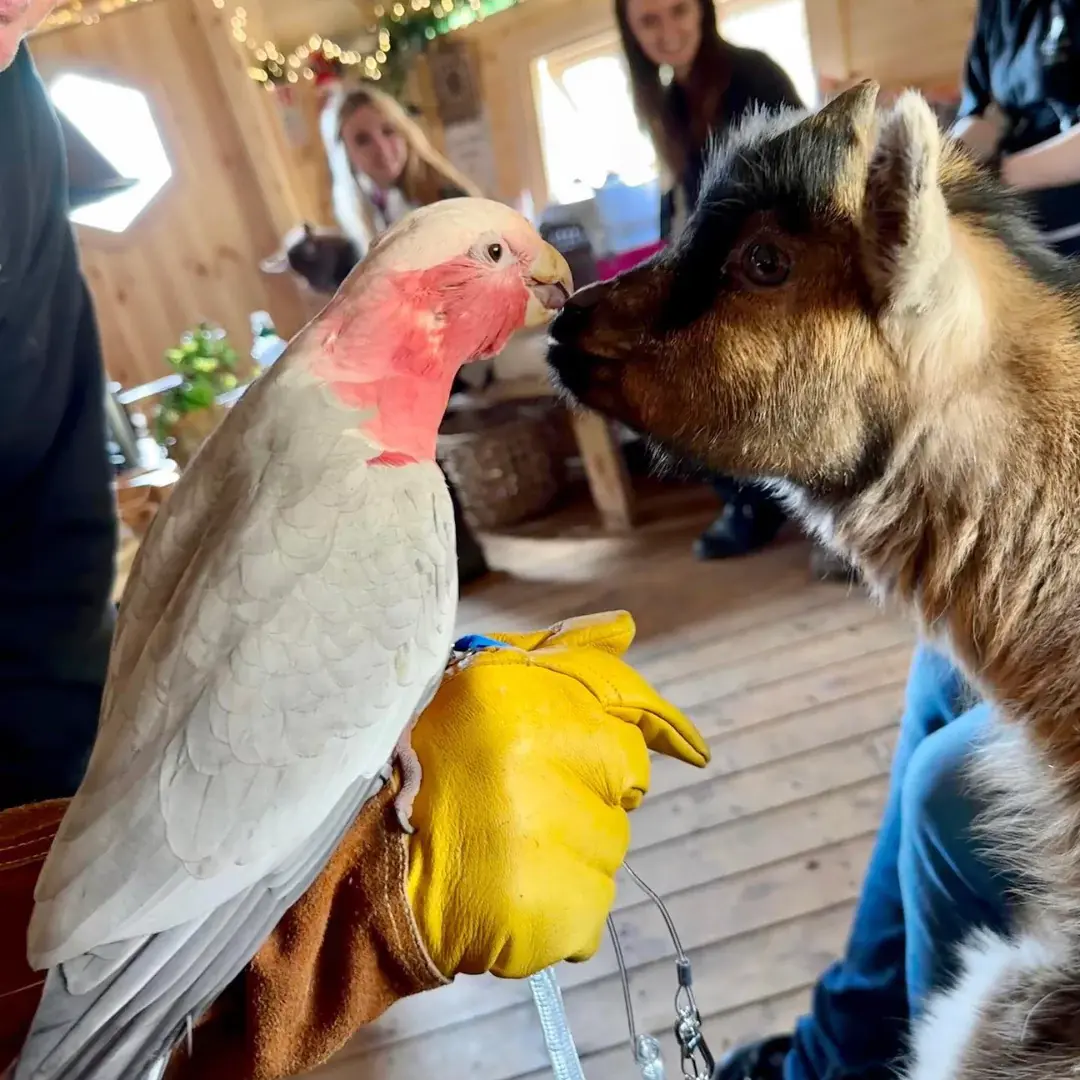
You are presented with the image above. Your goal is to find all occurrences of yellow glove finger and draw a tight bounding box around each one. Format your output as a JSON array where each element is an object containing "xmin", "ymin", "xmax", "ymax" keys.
[
  {"xmin": 484, "ymin": 710, "xmax": 645, "ymax": 976},
  {"xmin": 601, "ymin": 715, "xmax": 653, "ymax": 811},
  {"xmin": 489, "ymin": 610, "xmax": 635, "ymax": 658},
  {"xmin": 465, "ymin": 643, "xmax": 710, "ymax": 769}
]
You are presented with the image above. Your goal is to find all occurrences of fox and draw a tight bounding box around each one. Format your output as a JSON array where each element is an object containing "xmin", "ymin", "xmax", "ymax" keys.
[{"xmin": 548, "ymin": 80, "xmax": 1080, "ymax": 1078}]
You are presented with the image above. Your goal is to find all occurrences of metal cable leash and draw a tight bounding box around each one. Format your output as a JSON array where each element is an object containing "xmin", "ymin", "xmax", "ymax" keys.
[{"xmin": 621, "ymin": 863, "xmax": 714, "ymax": 1080}]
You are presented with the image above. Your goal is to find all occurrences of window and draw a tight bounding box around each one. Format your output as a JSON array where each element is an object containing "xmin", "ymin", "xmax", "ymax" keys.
[
  {"xmin": 720, "ymin": 0, "xmax": 818, "ymax": 108},
  {"xmin": 49, "ymin": 73, "xmax": 173, "ymax": 233},
  {"xmin": 534, "ymin": 38, "xmax": 659, "ymax": 207}
]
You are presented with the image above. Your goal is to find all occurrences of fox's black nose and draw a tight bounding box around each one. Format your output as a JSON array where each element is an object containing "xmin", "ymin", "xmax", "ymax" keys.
[{"xmin": 548, "ymin": 281, "xmax": 610, "ymax": 344}]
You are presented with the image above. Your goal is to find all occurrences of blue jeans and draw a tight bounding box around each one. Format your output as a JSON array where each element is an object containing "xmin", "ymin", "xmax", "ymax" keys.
[{"xmin": 786, "ymin": 644, "xmax": 1016, "ymax": 1080}]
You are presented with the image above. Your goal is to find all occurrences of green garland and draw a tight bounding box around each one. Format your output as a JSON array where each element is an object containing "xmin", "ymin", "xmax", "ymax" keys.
[
  {"xmin": 154, "ymin": 323, "xmax": 240, "ymax": 445},
  {"xmin": 386, "ymin": 0, "xmax": 521, "ymax": 53}
]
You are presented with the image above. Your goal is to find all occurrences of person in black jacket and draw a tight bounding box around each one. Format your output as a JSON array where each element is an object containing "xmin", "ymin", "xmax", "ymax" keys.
[
  {"xmin": 951, "ymin": 0, "xmax": 1080, "ymax": 254},
  {"xmin": 0, "ymin": 30, "xmax": 117, "ymax": 810},
  {"xmin": 616, "ymin": 0, "xmax": 810, "ymax": 562}
]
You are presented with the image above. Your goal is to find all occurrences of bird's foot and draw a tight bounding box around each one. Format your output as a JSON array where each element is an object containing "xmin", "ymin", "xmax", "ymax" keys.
[{"xmin": 392, "ymin": 733, "xmax": 422, "ymax": 835}]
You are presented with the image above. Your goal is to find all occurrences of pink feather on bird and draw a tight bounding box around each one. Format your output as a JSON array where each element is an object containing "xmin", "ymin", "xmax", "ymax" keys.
[{"xmin": 311, "ymin": 254, "xmax": 531, "ymax": 464}]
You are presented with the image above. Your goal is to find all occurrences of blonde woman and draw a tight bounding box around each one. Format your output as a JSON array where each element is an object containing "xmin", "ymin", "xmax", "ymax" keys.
[
  {"xmin": 263, "ymin": 84, "xmax": 483, "ymax": 291},
  {"xmin": 323, "ymin": 83, "xmax": 482, "ymax": 258}
]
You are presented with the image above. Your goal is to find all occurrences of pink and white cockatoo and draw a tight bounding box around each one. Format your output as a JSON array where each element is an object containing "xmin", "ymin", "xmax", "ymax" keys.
[{"xmin": 12, "ymin": 198, "xmax": 573, "ymax": 1080}]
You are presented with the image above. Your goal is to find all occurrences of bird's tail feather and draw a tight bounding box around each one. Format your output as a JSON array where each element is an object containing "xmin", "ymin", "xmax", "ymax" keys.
[{"xmin": 12, "ymin": 774, "xmax": 380, "ymax": 1080}]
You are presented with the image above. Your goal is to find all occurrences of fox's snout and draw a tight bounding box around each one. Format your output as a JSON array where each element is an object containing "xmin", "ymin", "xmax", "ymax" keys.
[{"xmin": 546, "ymin": 281, "xmax": 619, "ymax": 400}]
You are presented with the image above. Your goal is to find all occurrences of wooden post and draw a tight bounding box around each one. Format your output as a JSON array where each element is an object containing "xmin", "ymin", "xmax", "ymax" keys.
[{"xmin": 570, "ymin": 410, "xmax": 635, "ymax": 532}]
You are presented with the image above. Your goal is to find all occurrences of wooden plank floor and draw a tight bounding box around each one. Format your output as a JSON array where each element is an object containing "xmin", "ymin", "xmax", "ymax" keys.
[{"xmin": 312, "ymin": 486, "xmax": 915, "ymax": 1080}]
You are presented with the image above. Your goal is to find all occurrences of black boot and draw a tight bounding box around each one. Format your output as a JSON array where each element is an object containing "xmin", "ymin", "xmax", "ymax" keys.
[
  {"xmin": 712, "ymin": 1034, "xmax": 792, "ymax": 1080},
  {"xmin": 694, "ymin": 481, "xmax": 786, "ymax": 560}
]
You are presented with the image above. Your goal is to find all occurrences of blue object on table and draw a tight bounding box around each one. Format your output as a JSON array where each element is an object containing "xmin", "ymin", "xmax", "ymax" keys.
[{"xmin": 593, "ymin": 174, "xmax": 661, "ymax": 255}]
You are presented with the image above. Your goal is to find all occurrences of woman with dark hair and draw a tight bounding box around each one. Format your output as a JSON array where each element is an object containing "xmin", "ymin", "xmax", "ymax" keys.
[{"xmin": 616, "ymin": 0, "xmax": 815, "ymax": 562}]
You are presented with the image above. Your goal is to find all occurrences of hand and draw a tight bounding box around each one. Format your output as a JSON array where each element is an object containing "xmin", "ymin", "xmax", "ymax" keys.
[
  {"xmin": 998, "ymin": 151, "xmax": 1022, "ymax": 189},
  {"xmin": 950, "ymin": 109, "xmax": 1005, "ymax": 163},
  {"xmin": 406, "ymin": 611, "xmax": 709, "ymax": 979},
  {"xmin": 995, "ymin": 122, "xmax": 1080, "ymax": 192}
]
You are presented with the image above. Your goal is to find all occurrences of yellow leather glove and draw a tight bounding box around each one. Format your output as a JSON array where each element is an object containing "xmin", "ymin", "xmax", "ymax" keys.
[{"xmin": 406, "ymin": 610, "xmax": 709, "ymax": 980}]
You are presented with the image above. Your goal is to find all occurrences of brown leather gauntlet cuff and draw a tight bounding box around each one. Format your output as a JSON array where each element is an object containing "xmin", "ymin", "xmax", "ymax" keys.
[
  {"xmin": 0, "ymin": 799, "xmax": 65, "ymax": 1073},
  {"xmin": 0, "ymin": 783, "xmax": 446, "ymax": 1080}
]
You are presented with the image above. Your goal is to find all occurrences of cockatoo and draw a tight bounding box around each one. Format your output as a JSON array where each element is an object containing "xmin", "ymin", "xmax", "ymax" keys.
[{"xmin": 12, "ymin": 198, "xmax": 572, "ymax": 1080}]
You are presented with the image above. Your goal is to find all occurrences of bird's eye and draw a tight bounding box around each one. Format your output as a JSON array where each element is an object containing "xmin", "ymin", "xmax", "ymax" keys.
[
  {"xmin": 741, "ymin": 241, "xmax": 791, "ymax": 287},
  {"xmin": 486, "ymin": 242, "xmax": 503, "ymax": 262}
]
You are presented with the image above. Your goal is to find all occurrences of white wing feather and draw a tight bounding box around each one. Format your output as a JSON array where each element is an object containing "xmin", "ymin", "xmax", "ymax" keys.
[{"xmin": 27, "ymin": 364, "xmax": 457, "ymax": 972}]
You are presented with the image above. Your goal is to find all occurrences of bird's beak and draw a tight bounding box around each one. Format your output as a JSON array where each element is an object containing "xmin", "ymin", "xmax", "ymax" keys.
[{"xmin": 524, "ymin": 244, "xmax": 573, "ymax": 328}]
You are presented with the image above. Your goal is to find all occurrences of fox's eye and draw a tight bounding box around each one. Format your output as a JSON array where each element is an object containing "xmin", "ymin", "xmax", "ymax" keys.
[
  {"xmin": 741, "ymin": 241, "xmax": 791, "ymax": 287},
  {"xmin": 486, "ymin": 242, "xmax": 504, "ymax": 262}
]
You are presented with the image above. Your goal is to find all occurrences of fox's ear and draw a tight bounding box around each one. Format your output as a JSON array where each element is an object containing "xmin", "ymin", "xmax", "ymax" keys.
[
  {"xmin": 861, "ymin": 90, "xmax": 951, "ymax": 311},
  {"xmin": 810, "ymin": 80, "xmax": 879, "ymax": 219}
]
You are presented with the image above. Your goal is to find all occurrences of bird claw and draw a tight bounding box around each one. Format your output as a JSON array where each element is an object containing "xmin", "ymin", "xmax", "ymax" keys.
[{"xmin": 393, "ymin": 734, "xmax": 422, "ymax": 835}]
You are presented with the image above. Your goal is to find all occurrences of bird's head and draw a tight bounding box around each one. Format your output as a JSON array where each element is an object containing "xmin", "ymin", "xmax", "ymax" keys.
[
  {"xmin": 303, "ymin": 199, "xmax": 573, "ymax": 461},
  {"xmin": 353, "ymin": 197, "xmax": 573, "ymax": 364}
]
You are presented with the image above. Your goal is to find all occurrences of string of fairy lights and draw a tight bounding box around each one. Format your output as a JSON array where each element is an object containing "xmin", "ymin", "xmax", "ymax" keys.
[
  {"xmin": 221, "ymin": 2, "xmax": 356, "ymax": 88},
  {"xmin": 227, "ymin": 0, "xmax": 523, "ymax": 89},
  {"xmin": 40, "ymin": 0, "xmax": 153, "ymax": 30},
  {"xmin": 39, "ymin": 0, "xmax": 524, "ymax": 92}
]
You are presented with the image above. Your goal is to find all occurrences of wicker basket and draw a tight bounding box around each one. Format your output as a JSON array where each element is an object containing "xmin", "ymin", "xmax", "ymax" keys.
[{"xmin": 437, "ymin": 398, "xmax": 568, "ymax": 530}]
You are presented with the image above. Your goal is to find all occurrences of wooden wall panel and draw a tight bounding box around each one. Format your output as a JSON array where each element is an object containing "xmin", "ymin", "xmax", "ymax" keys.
[
  {"xmin": 30, "ymin": 0, "xmax": 311, "ymax": 390},
  {"xmin": 814, "ymin": 0, "xmax": 976, "ymax": 86},
  {"xmin": 804, "ymin": 0, "xmax": 975, "ymax": 89}
]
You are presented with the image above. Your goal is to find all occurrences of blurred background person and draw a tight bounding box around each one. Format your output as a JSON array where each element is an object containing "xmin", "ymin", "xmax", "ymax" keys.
[
  {"xmin": 326, "ymin": 83, "xmax": 483, "ymax": 259},
  {"xmin": 951, "ymin": 0, "xmax": 1080, "ymax": 255},
  {"xmin": 617, "ymin": 0, "xmax": 845, "ymax": 574}
]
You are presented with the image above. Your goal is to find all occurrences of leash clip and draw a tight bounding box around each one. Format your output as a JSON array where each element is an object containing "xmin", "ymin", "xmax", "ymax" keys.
[
  {"xmin": 612, "ymin": 865, "xmax": 715, "ymax": 1080},
  {"xmin": 673, "ymin": 956, "xmax": 713, "ymax": 1080}
]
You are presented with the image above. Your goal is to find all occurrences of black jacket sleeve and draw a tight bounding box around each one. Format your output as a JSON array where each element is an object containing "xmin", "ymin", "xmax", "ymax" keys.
[
  {"xmin": 0, "ymin": 45, "xmax": 116, "ymax": 807},
  {"xmin": 743, "ymin": 50, "xmax": 805, "ymax": 110},
  {"xmin": 956, "ymin": 8, "xmax": 993, "ymax": 121}
]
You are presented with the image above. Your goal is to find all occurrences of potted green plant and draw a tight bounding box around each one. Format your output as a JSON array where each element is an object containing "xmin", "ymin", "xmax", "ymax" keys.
[{"xmin": 154, "ymin": 323, "xmax": 241, "ymax": 467}]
